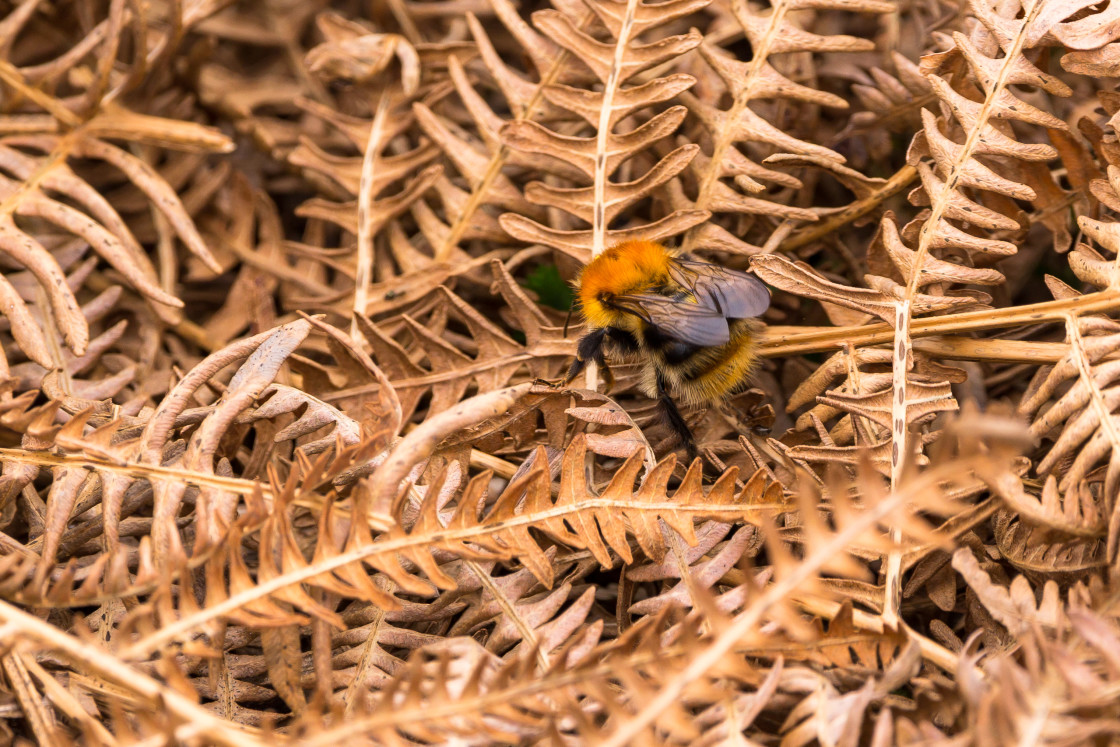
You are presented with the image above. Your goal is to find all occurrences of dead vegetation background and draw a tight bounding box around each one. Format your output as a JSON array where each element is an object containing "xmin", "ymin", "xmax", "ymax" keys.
[{"xmin": 0, "ymin": 0, "xmax": 1118, "ymax": 743}]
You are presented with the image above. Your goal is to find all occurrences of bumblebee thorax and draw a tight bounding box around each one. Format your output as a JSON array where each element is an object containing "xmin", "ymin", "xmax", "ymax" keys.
[{"xmin": 577, "ymin": 240, "xmax": 674, "ymax": 311}]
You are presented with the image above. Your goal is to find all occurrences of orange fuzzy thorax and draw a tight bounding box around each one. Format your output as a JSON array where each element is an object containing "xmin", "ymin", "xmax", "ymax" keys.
[{"xmin": 578, "ymin": 240, "xmax": 673, "ymax": 329}]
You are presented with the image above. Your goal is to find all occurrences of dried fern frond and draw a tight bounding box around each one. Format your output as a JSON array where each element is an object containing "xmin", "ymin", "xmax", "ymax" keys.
[
  {"xmin": 112, "ymin": 427, "xmax": 781, "ymax": 665},
  {"xmin": 785, "ymin": 374, "xmax": 958, "ymax": 476},
  {"xmin": 290, "ymin": 78, "xmax": 444, "ymax": 320},
  {"xmin": 0, "ymin": 126, "xmax": 227, "ymax": 359},
  {"xmin": 0, "ymin": 317, "xmax": 402, "ymax": 606},
  {"xmin": 1019, "ymin": 317, "xmax": 1120, "ymax": 501},
  {"xmin": 0, "ymin": 2, "xmax": 235, "ymax": 366},
  {"xmin": 845, "ymin": 52, "xmax": 935, "ymax": 158},
  {"xmin": 4, "ymin": 0, "xmax": 1120, "ymax": 742},
  {"xmin": 411, "ymin": 0, "xmax": 565, "ymax": 262},
  {"xmin": 889, "ymin": 0, "xmax": 1077, "ymax": 291},
  {"xmin": 956, "ymin": 608, "xmax": 1120, "ymax": 746},
  {"xmin": 674, "ymin": 0, "xmax": 893, "ymax": 255},
  {"xmin": 321, "ymin": 261, "xmax": 574, "ymax": 423},
  {"xmin": 498, "ymin": 0, "xmax": 712, "ymax": 259}
]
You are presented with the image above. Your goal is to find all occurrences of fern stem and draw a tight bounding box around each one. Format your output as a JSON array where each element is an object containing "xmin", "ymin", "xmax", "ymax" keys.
[
  {"xmin": 885, "ymin": 0, "xmax": 1044, "ymax": 619},
  {"xmin": 777, "ymin": 164, "xmax": 917, "ymax": 253},
  {"xmin": 681, "ymin": 0, "xmax": 789, "ymax": 254},
  {"xmin": 585, "ymin": 0, "xmax": 673, "ymax": 391},
  {"xmin": 592, "ymin": 0, "xmax": 641, "ymax": 258},
  {"xmin": 466, "ymin": 559, "xmax": 551, "ymax": 672},
  {"xmin": 353, "ymin": 93, "xmax": 390, "ymax": 340},
  {"xmin": 0, "ymin": 60, "xmax": 81, "ymax": 127},
  {"xmin": 760, "ymin": 290, "xmax": 1120, "ymax": 358},
  {"xmin": 883, "ymin": 306, "xmax": 910, "ymax": 628}
]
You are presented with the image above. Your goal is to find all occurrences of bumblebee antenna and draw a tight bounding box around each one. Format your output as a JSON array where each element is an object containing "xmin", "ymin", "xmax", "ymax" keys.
[{"xmin": 563, "ymin": 301, "xmax": 575, "ymax": 337}]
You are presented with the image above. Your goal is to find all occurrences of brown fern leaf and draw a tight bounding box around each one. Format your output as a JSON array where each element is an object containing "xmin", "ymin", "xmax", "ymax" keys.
[
  {"xmin": 1071, "ymin": 188, "xmax": 1120, "ymax": 292},
  {"xmin": 772, "ymin": 341, "xmax": 960, "ymax": 478},
  {"xmin": 277, "ymin": 11, "xmax": 487, "ymax": 326},
  {"xmin": 309, "ymin": 604, "xmax": 905, "ymax": 745},
  {"xmin": 0, "ymin": 6, "xmax": 234, "ymax": 363},
  {"xmin": 114, "ymin": 429, "xmax": 783, "ymax": 661},
  {"xmin": 498, "ymin": 0, "xmax": 712, "ymax": 259},
  {"xmin": 289, "ymin": 610, "xmax": 807, "ymax": 745},
  {"xmin": 1019, "ymin": 317, "xmax": 1120, "ymax": 504},
  {"xmin": 421, "ymin": 432, "xmax": 783, "ymax": 582},
  {"xmin": 787, "ymin": 640, "xmax": 924, "ymax": 744},
  {"xmin": 244, "ymin": 315, "xmax": 402, "ymax": 467},
  {"xmin": 285, "ymin": 617, "xmax": 657, "ymax": 744},
  {"xmin": 978, "ymin": 443, "xmax": 1109, "ymax": 584},
  {"xmin": 290, "ymin": 102, "xmax": 438, "ymax": 235},
  {"xmin": 289, "ymin": 82, "xmax": 445, "ymax": 321},
  {"xmin": 191, "ymin": 175, "xmax": 291, "ymax": 347},
  {"xmin": 993, "ymin": 505, "xmax": 1107, "ymax": 586},
  {"xmin": 192, "ymin": 3, "xmax": 329, "ymax": 159},
  {"xmin": 674, "ymin": 0, "xmax": 892, "ymax": 255},
  {"xmin": 955, "ymin": 608, "xmax": 1120, "ymax": 746},
  {"xmin": 555, "ymin": 434, "xmax": 990, "ymax": 744},
  {"xmin": 953, "ymin": 547, "xmax": 1072, "ymax": 636},
  {"xmin": 0, "ymin": 318, "xmax": 404, "ymax": 606},
  {"xmin": 885, "ymin": 0, "xmax": 1087, "ymax": 300},
  {"xmin": 752, "ymin": 252, "xmax": 988, "ymax": 327},
  {"xmin": 410, "ymin": 0, "xmax": 573, "ymax": 262},
  {"xmin": 4, "ymin": 263, "xmax": 132, "ymax": 407},
  {"xmin": 0, "ymin": 123, "xmax": 228, "ymax": 359},
  {"xmin": 0, "ymin": 598, "xmax": 251, "ymax": 745},
  {"xmin": 322, "ymin": 261, "xmax": 574, "ymax": 424},
  {"xmin": 850, "ymin": 0, "xmax": 1101, "ymax": 630},
  {"xmin": 625, "ymin": 524, "xmax": 759, "ymax": 616},
  {"xmin": 439, "ymin": 550, "xmax": 599, "ymax": 660},
  {"xmin": 844, "ymin": 52, "xmax": 935, "ymax": 160}
]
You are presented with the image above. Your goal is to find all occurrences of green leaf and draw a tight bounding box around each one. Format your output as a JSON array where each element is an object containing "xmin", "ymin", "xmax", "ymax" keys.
[{"xmin": 523, "ymin": 264, "xmax": 573, "ymax": 312}]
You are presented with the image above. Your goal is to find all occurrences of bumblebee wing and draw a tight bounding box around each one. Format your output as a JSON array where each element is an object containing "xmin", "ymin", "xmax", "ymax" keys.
[
  {"xmin": 609, "ymin": 293, "xmax": 730, "ymax": 346},
  {"xmin": 670, "ymin": 259, "xmax": 771, "ymax": 319}
]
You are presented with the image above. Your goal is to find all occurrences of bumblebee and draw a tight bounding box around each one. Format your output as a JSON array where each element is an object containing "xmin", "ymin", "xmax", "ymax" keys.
[{"xmin": 562, "ymin": 240, "xmax": 771, "ymax": 460}]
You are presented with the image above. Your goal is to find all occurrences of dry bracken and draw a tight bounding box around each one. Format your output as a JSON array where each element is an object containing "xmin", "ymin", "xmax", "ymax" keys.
[{"xmin": 1, "ymin": 0, "xmax": 1120, "ymax": 744}]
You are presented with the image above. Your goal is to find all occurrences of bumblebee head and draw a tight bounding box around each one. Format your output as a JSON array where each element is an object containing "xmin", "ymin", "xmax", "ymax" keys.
[{"xmin": 576, "ymin": 241, "xmax": 673, "ymax": 329}]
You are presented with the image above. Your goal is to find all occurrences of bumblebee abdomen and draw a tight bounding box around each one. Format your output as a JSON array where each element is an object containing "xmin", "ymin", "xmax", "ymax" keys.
[
  {"xmin": 641, "ymin": 319, "xmax": 762, "ymax": 406},
  {"xmin": 642, "ymin": 326, "xmax": 698, "ymax": 365}
]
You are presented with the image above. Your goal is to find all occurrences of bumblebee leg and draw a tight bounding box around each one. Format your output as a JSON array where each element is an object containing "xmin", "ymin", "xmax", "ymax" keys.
[
  {"xmin": 655, "ymin": 373, "xmax": 698, "ymax": 464},
  {"xmin": 562, "ymin": 328, "xmax": 608, "ymax": 385},
  {"xmin": 599, "ymin": 363, "xmax": 615, "ymax": 393}
]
